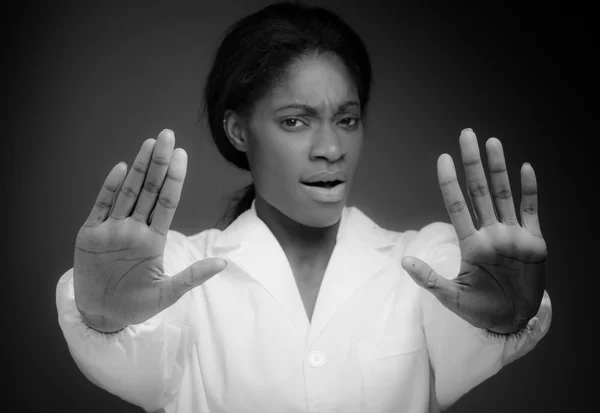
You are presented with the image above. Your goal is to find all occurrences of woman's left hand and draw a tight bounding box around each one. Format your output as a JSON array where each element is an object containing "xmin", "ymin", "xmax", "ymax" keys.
[{"xmin": 402, "ymin": 128, "xmax": 546, "ymax": 334}]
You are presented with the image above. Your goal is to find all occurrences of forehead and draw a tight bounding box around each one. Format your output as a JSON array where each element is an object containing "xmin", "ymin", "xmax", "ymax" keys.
[{"xmin": 265, "ymin": 53, "xmax": 358, "ymax": 110}]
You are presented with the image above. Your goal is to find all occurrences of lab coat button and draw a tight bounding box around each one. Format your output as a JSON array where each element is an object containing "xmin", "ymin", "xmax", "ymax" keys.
[{"xmin": 307, "ymin": 350, "xmax": 326, "ymax": 367}]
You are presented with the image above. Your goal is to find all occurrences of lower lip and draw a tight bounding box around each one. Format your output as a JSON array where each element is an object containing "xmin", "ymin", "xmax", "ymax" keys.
[{"xmin": 301, "ymin": 182, "xmax": 347, "ymax": 203}]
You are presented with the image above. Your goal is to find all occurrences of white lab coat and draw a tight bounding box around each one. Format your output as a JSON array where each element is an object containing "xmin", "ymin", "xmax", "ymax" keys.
[{"xmin": 56, "ymin": 201, "xmax": 552, "ymax": 413}]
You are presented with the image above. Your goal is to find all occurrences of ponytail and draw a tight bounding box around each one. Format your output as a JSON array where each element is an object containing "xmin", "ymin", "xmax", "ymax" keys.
[{"xmin": 216, "ymin": 183, "xmax": 255, "ymax": 229}]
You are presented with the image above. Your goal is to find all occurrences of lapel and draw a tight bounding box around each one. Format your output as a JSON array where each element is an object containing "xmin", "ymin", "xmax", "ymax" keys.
[{"xmin": 212, "ymin": 200, "xmax": 397, "ymax": 345}]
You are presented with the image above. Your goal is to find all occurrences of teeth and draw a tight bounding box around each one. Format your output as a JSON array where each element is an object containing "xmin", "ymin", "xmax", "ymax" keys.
[{"xmin": 305, "ymin": 180, "xmax": 341, "ymax": 188}]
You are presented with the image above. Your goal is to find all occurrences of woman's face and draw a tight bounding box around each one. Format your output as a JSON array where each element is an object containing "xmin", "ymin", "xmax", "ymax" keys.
[{"xmin": 244, "ymin": 53, "xmax": 364, "ymax": 228}]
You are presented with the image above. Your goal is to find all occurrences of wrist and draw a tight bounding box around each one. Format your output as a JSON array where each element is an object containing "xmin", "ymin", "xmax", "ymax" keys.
[
  {"xmin": 487, "ymin": 325, "xmax": 520, "ymax": 335},
  {"xmin": 77, "ymin": 306, "xmax": 126, "ymax": 334},
  {"xmin": 484, "ymin": 327, "xmax": 527, "ymax": 341},
  {"xmin": 487, "ymin": 314, "xmax": 532, "ymax": 335}
]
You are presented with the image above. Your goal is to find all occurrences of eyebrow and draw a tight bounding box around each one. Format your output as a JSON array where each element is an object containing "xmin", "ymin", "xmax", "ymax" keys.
[{"xmin": 274, "ymin": 101, "xmax": 361, "ymax": 115}]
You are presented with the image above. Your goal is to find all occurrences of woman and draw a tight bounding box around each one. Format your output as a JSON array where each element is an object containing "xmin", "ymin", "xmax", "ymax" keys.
[{"xmin": 56, "ymin": 2, "xmax": 551, "ymax": 412}]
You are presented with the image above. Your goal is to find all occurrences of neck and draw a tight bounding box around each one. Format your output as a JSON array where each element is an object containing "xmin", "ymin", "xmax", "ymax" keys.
[{"xmin": 254, "ymin": 194, "xmax": 340, "ymax": 269}]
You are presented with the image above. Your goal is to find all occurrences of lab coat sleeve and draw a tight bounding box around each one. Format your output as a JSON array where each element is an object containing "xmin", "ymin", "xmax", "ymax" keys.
[
  {"xmin": 405, "ymin": 222, "xmax": 552, "ymax": 411},
  {"xmin": 56, "ymin": 229, "xmax": 206, "ymax": 412}
]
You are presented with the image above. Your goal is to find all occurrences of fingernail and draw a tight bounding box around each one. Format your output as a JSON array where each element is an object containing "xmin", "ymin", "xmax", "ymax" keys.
[
  {"xmin": 524, "ymin": 162, "xmax": 531, "ymax": 168},
  {"xmin": 462, "ymin": 128, "xmax": 473, "ymax": 134}
]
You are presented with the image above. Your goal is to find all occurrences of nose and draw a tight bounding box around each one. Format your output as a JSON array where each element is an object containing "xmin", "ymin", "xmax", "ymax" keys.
[{"xmin": 310, "ymin": 124, "xmax": 344, "ymax": 163}]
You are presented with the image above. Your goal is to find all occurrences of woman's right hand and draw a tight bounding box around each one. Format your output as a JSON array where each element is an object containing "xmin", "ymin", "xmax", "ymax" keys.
[{"xmin": 73, "ymin": 129, "xmax": 227, "ymax": 333}]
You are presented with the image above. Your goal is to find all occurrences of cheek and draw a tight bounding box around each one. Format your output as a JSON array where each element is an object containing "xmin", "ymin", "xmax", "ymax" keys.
[
  {"xmin": 249, "ymin": 132, "xmax": 305, "ymax": 190},
  {"xmin": 346, "ymin": 132, "xmax": 364, "ymax": 171}
]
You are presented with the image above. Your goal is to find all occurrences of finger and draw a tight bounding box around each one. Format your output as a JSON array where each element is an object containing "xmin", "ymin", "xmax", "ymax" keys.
[
  {"xmin": 131, "ymin": 129, "xmax": 175, "ymax": 225},
  {"xmin": 459, "ymin": 128, "xmax": 497, "ymax": 227},
  {"xmin": 437, "ymin": 153, "xmax": 477, "ymax": 241},
  {"xmin": 83, "ymin": 162, "xmax": 127, "ymax": 228},
  {"xmin": 162, "ymin": 257, "xmax": 228, "ymax": 308},
  {"xmin": 520, "ymin": 163, "xmax": 542, "ymax": 237},
  {"xmin": 150, "ymin": 148, "xmax": 188, "ymax": 236},
  {"xmin": 110, "ymin": 138, "xmax": 157, "ymax": 219},
  {"xmin": 485, "ymin": 138, "xmax": 518, "ymax": 225},
  {"xmin": 401, "ymin": 256, "xmax": 459, "ymax": 311}
]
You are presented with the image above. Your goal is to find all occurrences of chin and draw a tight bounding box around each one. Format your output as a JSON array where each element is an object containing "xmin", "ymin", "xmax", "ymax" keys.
[
  {"xmin": 257, "ymin": 189, "xmax": 345, "ymax": 229},
  {"xmin": 297, "ymin": 201, "xmax": 344, "ymax": 228}
]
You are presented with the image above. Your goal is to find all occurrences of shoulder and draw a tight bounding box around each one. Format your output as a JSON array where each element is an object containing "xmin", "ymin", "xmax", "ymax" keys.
[
  {"xmin": 405, "ymin": 221, "xmax": 458, "ymax": 248},
  {"xmin": 161, "ymin": 228, "xmax": 222, "ymax": 268},
  {"xmin": 351, "ymin": 206, "xmax": 456, "ymax": 246},
  {"xmin": 158, "ymin": 228, "xmax": 223, "ymax": 277},
  {"xmin": 345, "ymin": 206, "xmax": 457, "ymax": 251},
  {"xmin": 362, "ymin": 213, "xmax": 457, "ymax": 262},
  {"xmin": 344, "ymin": 206, "xmax": 404, "ymax": 248},
  {"xmin": 168, "ymin": 227, "xmax": 223, "ymax": 256},
  {"xmin": 402, "ymin": 221, "xmax": 460, "ymax": 267}
]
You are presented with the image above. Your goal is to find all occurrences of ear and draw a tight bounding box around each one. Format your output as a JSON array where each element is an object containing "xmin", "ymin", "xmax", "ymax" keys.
[{"xmin": 223, "ymin": 110, "xmax": 249, "ymax": 152}]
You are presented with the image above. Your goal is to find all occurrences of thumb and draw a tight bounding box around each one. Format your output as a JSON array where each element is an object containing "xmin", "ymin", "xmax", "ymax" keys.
[
  {"xmin": 401, "ymin": 256, "xmax": 456, "ymax": 302},
  {"xmin": 168, "ymin": 257, "xmax": 228, "ymax": 303}
]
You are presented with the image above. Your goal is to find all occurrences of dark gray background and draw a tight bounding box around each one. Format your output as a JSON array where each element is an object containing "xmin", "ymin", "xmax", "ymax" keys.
[{"xmin": 8, "ymin": 0, "xmax": 591, "ymax": 411}]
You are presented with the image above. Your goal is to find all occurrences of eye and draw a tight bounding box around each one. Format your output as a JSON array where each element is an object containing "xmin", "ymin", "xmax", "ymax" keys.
[
  {"xmin": 281, "ymin": 118, "xmax": 308, "ymax": 129},
  {"xmin": 281, "ymin": 118, "xmax": 308, "ymax": 130},
  {"xmin": 339, "ymin": 117, "xmax": 360, "ymax": 128},
  {"xmin": 283, "ymin": 118, "xmax": 301, "ymax": 128}
]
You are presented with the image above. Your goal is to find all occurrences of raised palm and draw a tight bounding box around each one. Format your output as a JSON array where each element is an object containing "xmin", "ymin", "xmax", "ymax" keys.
[
  {"xmin": 73, "ymin": 130, "xmax": 227, "ymax": 333},
  {"xmin": 402, "ymin": 129, "xmax": 546, "ymax": 334}
]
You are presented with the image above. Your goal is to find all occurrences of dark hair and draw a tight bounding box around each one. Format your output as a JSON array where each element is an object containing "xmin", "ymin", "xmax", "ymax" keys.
[{"xmin": 202, "ymin": 0, "xmax": 373, "ymax": 229}]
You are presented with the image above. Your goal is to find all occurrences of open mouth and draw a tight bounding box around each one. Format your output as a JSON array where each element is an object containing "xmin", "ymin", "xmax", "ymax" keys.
[{"xmin": 302, "ymin": 180, "xmax": 344, "ymax": 189}]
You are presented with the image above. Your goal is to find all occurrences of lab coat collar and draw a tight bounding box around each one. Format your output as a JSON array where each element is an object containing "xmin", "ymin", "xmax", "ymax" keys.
[
  {"xmin": 213, "ymin": 199, "xmax": 394, "ymax": 250},
  {"xmin": 212, "ymin": 200, "xmax": 397, "ymax": 345}
]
